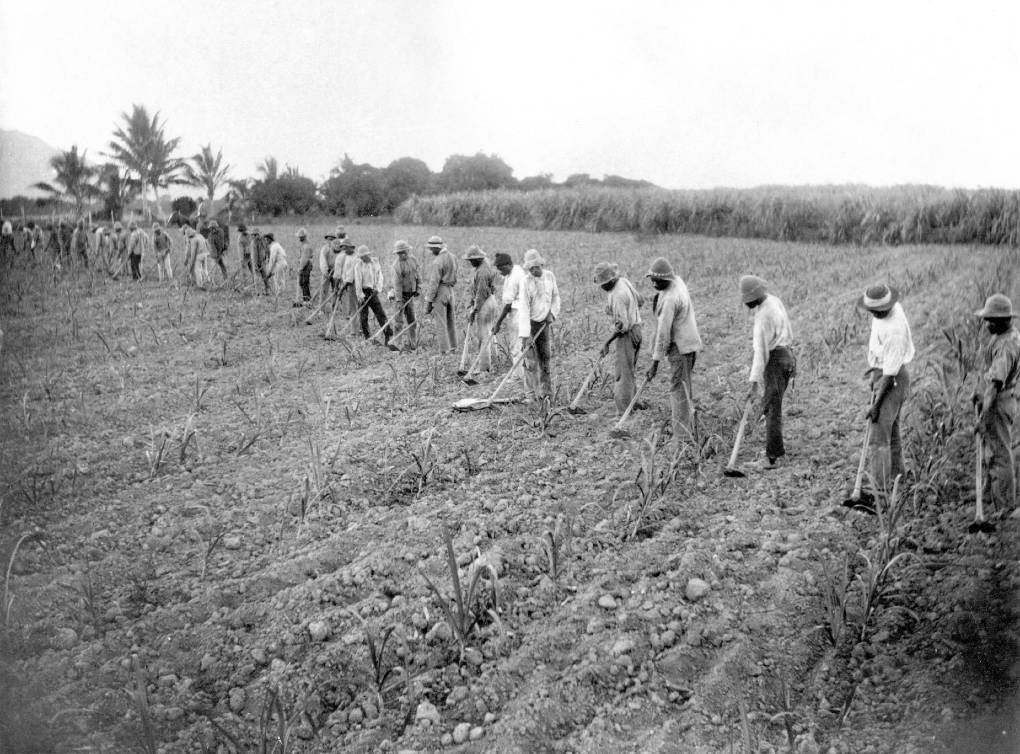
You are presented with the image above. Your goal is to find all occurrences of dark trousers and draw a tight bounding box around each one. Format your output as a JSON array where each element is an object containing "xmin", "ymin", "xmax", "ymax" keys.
[
  {"xmin": 129, "ymin": 253, "xmax": 142, "ymax": 280},
  {"xmin": 299, "ymin": 263, "xmax": 312, "ymax": 301},
  {"xmin": 359, "ymin": 289, "xmax": 392, "ymax": 341},
  {"xmin": 524, "ymin": 319, "xmax": 553, "ymax": 398},
  {"xmin": 763, "ymin": 346, "xmax": 796, "ymax": 460},
  {"xmin": 397, "ymin": 293, "xmax": 417, "ymax": 339}
]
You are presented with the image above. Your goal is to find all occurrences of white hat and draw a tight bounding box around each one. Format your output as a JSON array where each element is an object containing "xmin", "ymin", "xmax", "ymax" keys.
[{"xmin": 523, "ymin": 249, "xmax": 545, "ymax": 268}]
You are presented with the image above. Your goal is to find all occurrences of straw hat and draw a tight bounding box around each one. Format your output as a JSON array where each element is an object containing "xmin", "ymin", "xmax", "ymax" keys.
[
  {"xmin": 296, "ymin": 227, "xmax": 307, "ymax": 239},
  {"xmin": 338, "ymin": 238, "xmax": 356, "ymax": 250},
  {"xmin": 739, "ymin": 275, "xmax": 767, "ymax": 304},
  {"xmin": 264, "ymin": 232, "xmax": 275, "ymax": 241},
  {"xmin": 858, "ymin": 284, "xmax": 899, "ymax": 313},
  {"xmin": 593, "ymin": 262, "xmax": 619, "ymax": 286},
  {"xmin": 335, "ymin": 225, "xmax": 347, "ymax": 238},
  {"xmin": 523, "ymin": 249, "xmax": 545, "ymax": 268},
  {"xmin": 463, "ymin": 245, "xmax": 486, "ymax": 260},
  {"xmin": 356, "ymin": 245, "xmax": 372, "ymax": 258},
  {"xmin": 646, "ymin": 258, "xmax": 674, "ymax": 279},
  {"xmin": 393, "ymin": 240, "xmax": 411, "ymax": 254},
  {"xmin": 975, "ymin": 293, "xmax": 1017, "ymax": 319},
  {"xmin": 426, "ymin": 235, "xmax": 445, "ymax": 249}
]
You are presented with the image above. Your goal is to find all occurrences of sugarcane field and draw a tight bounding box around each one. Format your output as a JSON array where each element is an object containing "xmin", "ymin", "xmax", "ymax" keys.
[{"xmin": 1, "ymin": 213, "xmax": 1017, "ymax": 752}]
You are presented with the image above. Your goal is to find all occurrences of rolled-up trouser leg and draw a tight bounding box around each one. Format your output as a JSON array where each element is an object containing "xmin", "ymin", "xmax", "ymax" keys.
[
  {"xmin": 667, "ymin": 346, "xmax": 696, "ymax": 442},
  {"xmin": 763, "ymin": 346, "xmax": 796, "ymax": 460},
  {"xmin": 614, "ymin": 325, "xmax": 641, "ymax": 414},
  {"xmin": 869, "ymin": 365, "xmax": 910, "ymax": 492},
  {"xmin": 983, "ymin": 395, "xmax": 1017, "ymax": 509}
]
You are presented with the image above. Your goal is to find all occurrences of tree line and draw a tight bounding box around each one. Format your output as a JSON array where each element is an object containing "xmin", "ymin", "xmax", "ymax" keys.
[{"xmin": 2, "ymin": 103, "xmax": 654, "ymax": 221}]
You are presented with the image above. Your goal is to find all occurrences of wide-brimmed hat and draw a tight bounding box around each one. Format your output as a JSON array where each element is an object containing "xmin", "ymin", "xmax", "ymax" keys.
[
  {"xmin": 151, "ymin": 222, "xmax": 161, "ymax": 231},
  {"xmin": 128, "ymin": 220, "xmax": 138, "ymax": 230},
  {"xmin": 264, "ymin": 232, "xmax": 275, "ymax": 241},
  {"xmin": 426, "ymin": 235, "xmax": 444, "ymax": 249},
  {"xmin": 858, "ymin": 284, "xmax": 899, "ymax": 313},
  {"xmin": 593, "ymin": 262, "xmax": 619, "ymax": 286},
  {"xmin": 975, "ymin": 293, "xmax": 1017, "ymax": 319},
  {"xmin": 739, "ymin": 275, "xmax": 767, "ymax": 304},
  {"xmin": 208, "ymin": 219, "xmax": 218, "ymax": 228},
  {"xmin": 112, "ymin": 221, "xmax": 123, "ymax": 230},
  {"xmin": 464, "ymin": 245, "xmax": 486, "ymax": 260},
  {"xmin": 646, "ymin": 257, "xmax": 674, "ymax": 279},
  {"xmin": 335, "ymin": 225, "xmax": 347, "ymax": 238},
  {"xmin": 493, "ymin": 252, "xmax": 513, "ymax": 268},
  {"xmin": 237, "ymin": 224, "xmax": 247, "ymax": 232},
  {"xmin": 393, "ymin": 240, "xmax": 411, "ymax": 253},
  {"xmin": 339, "ymin": 238, "xmax": 356, "ymax": 249},
  {"xmin": 324, "ymin": 233, "xmax": 336, "ymax": 240},
  {"xmin": 523, "ymin": 249, "xmax": 545, "ymax": 268},
  {"xmin": 296, "ymin": 227, "xmax": 307, "ymax": 239},
  {"xmin": 356, "ymin": 244, "xmax": 371, "ymax": 258}
]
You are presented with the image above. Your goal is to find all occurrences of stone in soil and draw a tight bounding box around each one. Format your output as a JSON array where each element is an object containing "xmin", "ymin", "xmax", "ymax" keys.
[
  {"xmin": 308, "ymin": 619, "xmax": 330, "ymax": 642},
  {"xmin": 453, "ymin": 722, "xmax": 471, "ymax": 744},
  {"xmin": 415, "ymin": 700, "xmax": 441, "ymax": 727},
  {"xmin": 685, "ymin": 578, "xmax": 710, "ymax": 602},
  {"xmin": 598, "ymin": 594, "xmax": 618, "ymax": 609}
]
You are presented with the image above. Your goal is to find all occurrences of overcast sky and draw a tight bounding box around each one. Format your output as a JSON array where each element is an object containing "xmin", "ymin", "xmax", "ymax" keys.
[{"xmin": 2, "ymin": 0, "xmax": 1019, "ymax": 190}]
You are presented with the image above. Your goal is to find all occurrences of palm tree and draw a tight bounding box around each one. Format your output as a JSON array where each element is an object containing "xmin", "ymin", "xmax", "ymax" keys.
[
  {"xmin": 98, "ymin": 163, "xmax": 141, "ymax": 220},
  {"xmin": 32, "ymin": 145, "xmax": 98, "ymax": 215},
  {"xmin": 106, "ymin": 104, "xmax": 186, "ymax": 218},
  {"xmin": 224, "ymin": 179, "xmax": 252, "ymax": 222},
  {"xmin": 183, "ymin": 144, "xmax": 231, "ymax": 203},
  {"xmin": 257, "ymin": 156, "xmax": 279, "ymax": 182}
]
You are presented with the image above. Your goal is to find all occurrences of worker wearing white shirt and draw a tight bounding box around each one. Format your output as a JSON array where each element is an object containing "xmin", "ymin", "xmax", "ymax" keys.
[
  {"xmin": 517, "ymin": 249, "xmax": 561, "ymax": 401},
  {"xmin": 264, "ymin": 233, "xmax": 289, "ymax": 294},
  {"xmin": 741, "ymin": 275, "xmax": 795, "ymax": 470},
  {"xmin": 860, "ymin": 284, "xmax": 915, "ymax": 492},
  {"xmin": 354, "ymin": 245, "xmax": 392, "ymax": 344},
  {"xmin": 492, "ymin": 252, "xmax": 529, "ymax": 387},
  {"xmin": 333, "ymin": 239, "xmax": 358, "ymax": 314}
]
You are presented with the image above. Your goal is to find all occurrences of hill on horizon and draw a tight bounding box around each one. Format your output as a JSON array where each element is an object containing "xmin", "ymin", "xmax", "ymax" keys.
[{"xmin": 0, "ymin": 129, "xmax": 60, "ymax": 198}]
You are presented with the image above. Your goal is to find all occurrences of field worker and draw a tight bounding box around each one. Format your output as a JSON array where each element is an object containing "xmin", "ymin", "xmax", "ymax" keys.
[
  {"xmin": 464, "ymin": 245, "xmax": 499, "ymax": 373},
  {"xmin": 594, "ymin": 262, "xmax": 644, "ymax": 414},
  {"xmin": 152, "ymin": 223, "xmax": 173, "ymax": 281},
  {"xmin": 388, "ymin": 240, "xmax": 420, "ymax": 347},
  {"xmin": 264, "ymin": 232, "xmax": 289, "ymax": 295},
  {"xmin": 252, "ymin": 228, "xmax": 272, "ymax": 294},
  {"xmin": 645, "ymin": 257, "xmax": 703, "ymax": 444},
  {"xmin": 295, "ymin": 228, "xmax": 313, "ymax": 303},
  {"xmin": 71, "ymin": 218, "xmax": 90, "ymax": 267},
  {"xmin": 740, "ymin": 275, "xmax": 795, "ymax": 470},
  {"xmin": 0, "ymin": 219, "xmax": 13, "ymax": 260},
  {"xmin": 518, "ymin": 249, "xmax": 561, "ymax": 402},
  {"xmin": 207, "ymin": 219, "xmax": 228, "ymax": 278},
  {"xmin": 43, "ymin": 222, "xmax": 60, "ymax": 260},
  {"xmin": 319, "ymin": 233, "xmax": 340, "ymax": 299},
  {"xmin": 108, "ymin": 221, "xmax": 128, "ymax": 277},
  {"xmin": 126, "ymin": 220, "xmax": 146, "ymax": 280},
  {"xmin": 974, "ymin": 294, "xmax": 1020, "ymax": 509},
  {"xmin": 423, "ymin": 235, "xmax": 458, "ymax": 353},
  {"xmin": 238, "ymin": 224, "xmax": 253, "ymax": 277},
  {"xmin": 354, "ymin": 245, "xmax": 393, "ymax": 344},
  {"xmin": 492, "ymin": 252, "xmax": 529, "ymax": 386},
  {"xmin": 57, "ymin": 219, "xmax": 73, "ymax": 259},
  {"xmin": 184, "ymin": 225, "xmax": 212, "ymax": 288},
  {"xmin": 332, "ymin": 238, "xmax": 358, "ymax": 312},
  {"xmin": 28, "ymin": 222, "xmax": 42, "ymax": 258},
  {"xmin": 860, "ymin": 284, "xmax": 914, "ymax": 493}
]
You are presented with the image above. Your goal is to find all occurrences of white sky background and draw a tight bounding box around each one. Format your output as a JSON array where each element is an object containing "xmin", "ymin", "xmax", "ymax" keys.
[{"xmin": 2, "ymin": 0, "xmax": 1019, "ymax": 190}]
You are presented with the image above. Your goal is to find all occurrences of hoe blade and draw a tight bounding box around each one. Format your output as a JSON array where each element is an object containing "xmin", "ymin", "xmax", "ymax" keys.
[
  {"xmin": 723, "ymin": 466, "xmax": 745, "ymax": 478},
  {"xmin": 968, "ymin": 519, "xmax": 996, "ymax": 534}
]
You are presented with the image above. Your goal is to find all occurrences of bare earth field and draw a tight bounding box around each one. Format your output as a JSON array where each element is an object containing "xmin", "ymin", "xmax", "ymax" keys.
[{"xmin": 1, "ymin": 223, "xmax": 1018, "ymax": 753}]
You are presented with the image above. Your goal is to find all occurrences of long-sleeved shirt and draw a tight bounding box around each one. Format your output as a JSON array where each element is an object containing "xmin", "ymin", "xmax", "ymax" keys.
[
  {"xmin": 867, "ymin": 302, "xmax": 915, "ymax": 376},
  {"xmin": 424, "ymin": 250, "xmax": 457, "ymax": 303},
  {"xmin": 333, "ymin": 251, "xmax": 357, "ymax": 284},
  {"xmin": 605, "ymin": 277, "xmax": 643, "ymax": 331},
  {"xmin": 390, "ymin": 255, "xmax": 420, "ymax": 295},
  {"xmin": 469, "ymin": 262, "xmax": 498, "ymax": 312},
  {"xmin": 267, "ymin": 241, "xmax": 288, "ymax": 275},
  {"xmin": 651, "ymin": 276, "xmax": 702, "ymax": 361},
  {"xmin": 984, "ymin": 325, "xmax": 1020, "ymax": 394},
  {"xmin": 500, "ymin": 264, "xmax": 528, "ymax": 310},
  {"xmin": 153, "ymin": 233, "xmax": 172, "ymax": 256},
  {"xmin": 748, "ymin": 293, "xmax": 794, "ymax": 383},
  {"xmin": 354, "ymin": 257, "xmax": 385, "ymax": 296},
  {"xmin": 127, "ymin": 229, "xmax": 145, "ymax": 256},
  {"xmin": 518, "ymin": 270, "xmax": 561, "ymax": 336}
]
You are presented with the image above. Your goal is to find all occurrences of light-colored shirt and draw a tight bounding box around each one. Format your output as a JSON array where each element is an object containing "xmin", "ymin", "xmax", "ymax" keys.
[
  {"xmin": 469, "ymin": 262, "xmax": 498, "ymax": 312},
  {"xmin": 518, "ymin": 270, "xmax": 561, "ymax": 336},
  {"xmin": 605, "ymin": 277, "xmax": 643, "ymax": 331},
  {"xmin": 297, "ymin": 241, "xmax": 312, "ymax": 268},
  {"xmin": 267, "ymin": 241, "xmax": 288, "ymax": 275},
  {"xmin": 651, "ymin": 276, "xmax": 702, "ymax": 361},
  {"xmin": 749, "ymin": 294, "xmax": 793, "ymax": 383},
  {"xmin": 333, "ymin": 252, "xmax": 357, "ymax": 284},
  {"xmin": 318, "ymin": 243, "xmax": 334, "ymax": 276},
  {"xmin": 153, "ymin": 233, "xmax": 171, "ymax": 255},
  {"xmin": 390, "ymin": 255, "xmax": 420, "ymax": 295},
  {"xmin": 867, "ymin": 302, "xmax": 915, "ymax": 376},
  {"xmin": 424, "ymin": 250, "xmax": 457, "ymax": 303},
  {"xmin": 127, "ymin": 229, "xmax": 145, "ymax": 256},
  {"xmin": 985, "ymin": 325, "xmax": 1020, "ymax": 394},
  {"xmin": 500, "ymin": 264, "xmax": 528, "ymax": 310},
  {"xmin": 354, "ymin": 257, "xmax": 385, "ymax": 296}
]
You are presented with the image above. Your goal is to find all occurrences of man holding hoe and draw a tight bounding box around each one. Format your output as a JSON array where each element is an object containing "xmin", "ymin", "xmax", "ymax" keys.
[
  {"xmin": 518, "ymin": 249, "xmax": 561, "ymax": 403},
  {"xmin": 423, "ymin": 235, "xmax": 458, "ymax": 354},
  {"xmin": 388, "ymin": 240, "xmax": 420, "ymax": 347},
  {"xmin": 463, "ymin": 245, "xmax": 499, "ymax": 374},
  {"xmin": 594, "ymin": 261, "xmax": 644, "ymax": 414}
]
